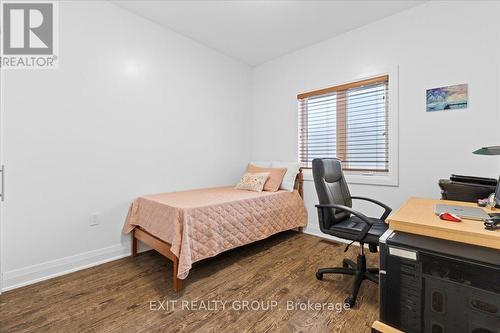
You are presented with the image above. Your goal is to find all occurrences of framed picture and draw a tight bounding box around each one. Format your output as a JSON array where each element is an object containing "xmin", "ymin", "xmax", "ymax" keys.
[{"xmin": 426, "ymin": 83, "xmax": 468, "ymax": 112}]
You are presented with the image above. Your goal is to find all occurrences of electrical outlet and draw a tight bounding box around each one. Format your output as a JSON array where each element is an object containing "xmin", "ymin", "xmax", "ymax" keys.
[{"xmin": 90, "ymin": 213, "xmax": 99, "ymax": 226}]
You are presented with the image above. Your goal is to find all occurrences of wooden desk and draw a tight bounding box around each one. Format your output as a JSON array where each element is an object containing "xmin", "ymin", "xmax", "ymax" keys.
[
  {"xmin": 371, "ymin": 321, "xmax": 404, "ymax": 333},
  {"xmin": 388, "ymin": 197, "xmax": 499, "ymax": 250}
]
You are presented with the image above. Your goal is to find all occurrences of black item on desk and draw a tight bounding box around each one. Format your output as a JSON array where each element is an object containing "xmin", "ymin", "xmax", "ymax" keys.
[
  {"xmin": 439, "ymin": 175, "xmax": 497, "ymax": 202},
  {"xmin": 379, "ymin": 232, "xmax": 500, "ymax": 333},
  {"xmin": 450, "ymin": 174, "xmax": 497, "ymax": 186},
  {"xmin": 484, "ymin": 216, "xmax": 500, "ymax": 230},
  {"xmin": 494, "ymin": 175, "xmax": 500, "ymax": 207}
]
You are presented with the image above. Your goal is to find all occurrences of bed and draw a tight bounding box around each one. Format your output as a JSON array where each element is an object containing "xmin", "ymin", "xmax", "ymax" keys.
[{"xmin": 122, "ymin": 169, "xmax": 306, "ymax": 292}]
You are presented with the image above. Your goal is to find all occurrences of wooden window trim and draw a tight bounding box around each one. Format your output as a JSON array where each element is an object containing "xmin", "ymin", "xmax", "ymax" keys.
[
  {"xmin": 297, "ymin": 75, "xmax": 388, "ymax": 100},
  {"xmin": 298, "ymin": 75, "xmax": 389, "ymax": 173},
  {"xmin": 336, "ymin": 90, "xmax": 347, "ymax": 163}
]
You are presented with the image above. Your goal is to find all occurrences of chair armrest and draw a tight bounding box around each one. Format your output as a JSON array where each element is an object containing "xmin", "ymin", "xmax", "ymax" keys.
[
  {"xmin": 350, "ymin": 196, "xmax": 392, "ymax": 221},
  {"xmin": 315, "ymin": 204, "xmax": 374, "ymax": 226}
]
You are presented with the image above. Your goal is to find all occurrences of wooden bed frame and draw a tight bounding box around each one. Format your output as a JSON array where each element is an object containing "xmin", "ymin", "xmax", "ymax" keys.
[{"xmin": 131, "ymin": 168, "xmax": 304, "ymax": 292}]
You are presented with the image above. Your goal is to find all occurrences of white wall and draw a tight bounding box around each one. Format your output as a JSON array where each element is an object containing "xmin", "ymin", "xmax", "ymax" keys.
[
  {"xmin": 1, "ymin": 1, "xmax": 252, "ymax": 290},
  {"xmin": 251, "ymin": 1, "xmax": 500, "ymax": 237}
]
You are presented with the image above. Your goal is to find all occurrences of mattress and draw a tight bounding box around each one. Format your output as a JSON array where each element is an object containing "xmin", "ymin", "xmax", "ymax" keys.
[{"xmin": 122, "ymin": 186, "xmax": 307, "ymax": 279}]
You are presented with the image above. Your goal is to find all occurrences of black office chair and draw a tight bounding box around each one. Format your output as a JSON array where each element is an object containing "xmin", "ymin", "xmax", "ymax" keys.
[{"xmin": 312, "ymin": 158, "xmax": 392, "ymax": 307}]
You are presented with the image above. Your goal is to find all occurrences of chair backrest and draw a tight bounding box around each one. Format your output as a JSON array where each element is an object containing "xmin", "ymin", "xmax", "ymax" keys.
[{"xmin": 312, "ymin": 158, "xmax": 352, "ymax": 226}]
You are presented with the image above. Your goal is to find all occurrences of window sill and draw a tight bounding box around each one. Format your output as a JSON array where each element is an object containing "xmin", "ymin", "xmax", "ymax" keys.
[{"xmin": 302, "ymin": 168, "xmax": 398, "ymax": 187}]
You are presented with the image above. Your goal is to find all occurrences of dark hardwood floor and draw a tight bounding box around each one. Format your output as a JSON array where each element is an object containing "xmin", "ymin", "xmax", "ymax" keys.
[{"xmin": 0, "ymin": 232, "xmax": 379, "ymax": 333}]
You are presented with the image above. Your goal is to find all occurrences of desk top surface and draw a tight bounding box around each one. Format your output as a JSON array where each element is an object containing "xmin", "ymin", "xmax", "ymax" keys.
[{"xmin": 388, "ymin": 197, "xmax": 499, "ymax": 250}]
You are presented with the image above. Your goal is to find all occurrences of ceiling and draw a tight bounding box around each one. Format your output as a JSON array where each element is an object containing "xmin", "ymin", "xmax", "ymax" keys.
[{"xmin": 114, "ymin": 1, "xmax": 424, "ymax": 66}]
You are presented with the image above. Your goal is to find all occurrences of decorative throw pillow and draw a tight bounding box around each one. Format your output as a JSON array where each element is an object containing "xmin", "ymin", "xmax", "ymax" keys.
[
  {"xmin": 246, "ymin": 164, "xmax": 287, "ymax": 192},
  {"xmin": 271, "ymin": 161, "xmax": 301, "ymax": 192},
  {"xmin": 235, "ymin": 172, "xmax": 270, "ymax": 192}
]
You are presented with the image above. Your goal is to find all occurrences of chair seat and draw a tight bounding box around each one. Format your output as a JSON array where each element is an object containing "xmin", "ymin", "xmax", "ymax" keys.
[{"xmin": 325, "ymin": 216, "xmax": 389, "ymax": 245}]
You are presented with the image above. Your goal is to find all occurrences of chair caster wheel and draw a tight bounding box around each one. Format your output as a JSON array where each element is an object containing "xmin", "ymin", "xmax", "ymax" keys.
[
  {"xmin": 344, "ymin": 296, "xmax": 355, "ymax": 307},
  {"xmin": 315, "ymin": 272, "xmax": 323, "ymax": 280}
]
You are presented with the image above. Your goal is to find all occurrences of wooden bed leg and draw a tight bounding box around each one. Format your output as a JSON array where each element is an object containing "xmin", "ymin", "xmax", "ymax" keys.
[
  {"xmin": 173, "ymin": 257, "xmax": 182, "ymax": 292},
  {"xmin": 297, "ymin": 227, "xmax": 304, "ymax": 233},
  {"xmin": 131, "ymin": 230, "xmax": 137, "ymax": 257},
  {"xmin": 297, "ymin": 168, "xmax": 304, "ymax": 198}
]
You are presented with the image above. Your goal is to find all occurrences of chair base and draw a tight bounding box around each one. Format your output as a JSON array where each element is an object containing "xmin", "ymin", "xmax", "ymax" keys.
[{"xmin": 316, "ymin": 254, "xmax": 379, "ymax": 307}]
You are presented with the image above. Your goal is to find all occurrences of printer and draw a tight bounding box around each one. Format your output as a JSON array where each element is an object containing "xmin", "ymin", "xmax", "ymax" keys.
[{"xmin": 438, "ymin": 174, "xmax": 497, "ymax": 202}]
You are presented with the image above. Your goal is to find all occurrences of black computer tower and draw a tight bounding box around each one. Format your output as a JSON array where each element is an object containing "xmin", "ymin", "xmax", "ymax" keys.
[{"xmin": 379, "ymin": 231, "xmax": 500, "ymax": 333}]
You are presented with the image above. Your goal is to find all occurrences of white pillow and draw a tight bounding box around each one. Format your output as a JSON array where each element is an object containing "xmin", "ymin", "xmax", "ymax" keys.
[
  {"xmin": 271, "ymin": 161, "xmax": 301, "ymax": 192},
  {"xmin": 250, "ymin": 161, "xmax": 271, "ymax": 168}
]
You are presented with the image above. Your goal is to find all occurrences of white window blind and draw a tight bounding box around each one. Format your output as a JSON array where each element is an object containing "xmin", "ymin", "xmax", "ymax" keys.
[{"xmin": 298, "ymin": 75, "xmax": 389, "ymax": 173}]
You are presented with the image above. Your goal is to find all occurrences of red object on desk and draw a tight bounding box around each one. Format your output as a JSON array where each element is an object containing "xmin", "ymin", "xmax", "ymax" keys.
[{"xmin": 439, "ymin": 212, "xmax": 462, "ymax": 222}]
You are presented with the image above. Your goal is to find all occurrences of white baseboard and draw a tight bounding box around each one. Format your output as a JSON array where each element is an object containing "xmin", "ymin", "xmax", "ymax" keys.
[
  {"xmin": 2, "ymin": 244, "xmax": 131, "ymax": 292},
  {"xmin": 303, "ymin": 225, "xmax": 368, "ymax": 249},
  {"xmin": 302, "ymin": 225, "xmax": 351, "ymax": 245},
  {"xmin": 0, "ymin": 230, "xmax": 354, "ymax": 292}
]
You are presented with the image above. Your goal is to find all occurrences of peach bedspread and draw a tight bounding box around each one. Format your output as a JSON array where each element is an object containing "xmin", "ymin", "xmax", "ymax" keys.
[{"xmin": 123, "ymin": 186, "xmax": 307, "ymax": 279}]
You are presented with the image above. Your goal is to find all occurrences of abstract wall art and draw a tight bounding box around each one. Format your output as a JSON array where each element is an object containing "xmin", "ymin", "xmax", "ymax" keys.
[{"xmin": 426, "ymin": 83, "xmax": 468, "ymax": 112}]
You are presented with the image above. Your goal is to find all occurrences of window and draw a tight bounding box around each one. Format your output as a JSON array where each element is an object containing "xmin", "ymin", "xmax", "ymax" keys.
[{"xmin": 298, "ymin": 75, "xmax": 389, "ymax": 174}]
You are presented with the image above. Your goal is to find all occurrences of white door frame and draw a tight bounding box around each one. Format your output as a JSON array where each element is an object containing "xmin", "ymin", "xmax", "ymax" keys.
[{"xmin": 0, "ymin": 59, "xmax": 5, "ymax": 294}]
